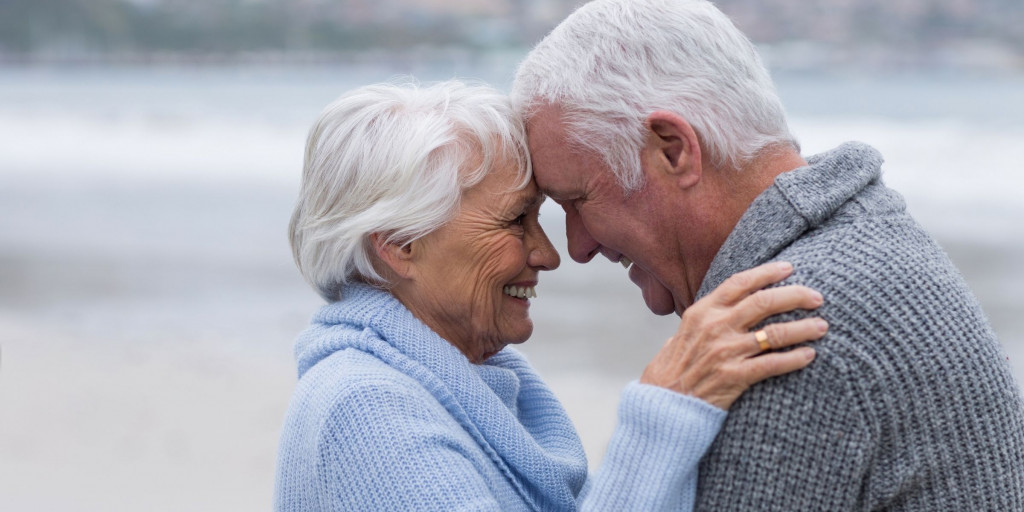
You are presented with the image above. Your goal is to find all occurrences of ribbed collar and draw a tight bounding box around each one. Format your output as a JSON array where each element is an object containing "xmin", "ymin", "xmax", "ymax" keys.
[
  {"xmin": 697, "ymin": 142, "xmax": 886, "ymax": 299},
  {"xmin": 295, "ymin": 284, "xmax": 588, "ymax": 511}
]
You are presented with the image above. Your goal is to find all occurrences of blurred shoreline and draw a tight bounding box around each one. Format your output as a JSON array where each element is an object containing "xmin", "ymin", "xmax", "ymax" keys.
[
  {"xmin": 0, "ymin": 47, "xmax": 528, "ymax": 70},
  {"xmin": 2, "ymin": 41, "xmax": 1022, "ymax": 74}
]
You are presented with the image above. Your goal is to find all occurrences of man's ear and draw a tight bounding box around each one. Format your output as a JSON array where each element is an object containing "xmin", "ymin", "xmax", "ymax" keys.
[
  {"xmin": 370, "ymin": 232, "xmax": 415, "ymax": 280},
  {"xmin": 644, "ymin": 110, "xmax": 702, "ymax": 190}
]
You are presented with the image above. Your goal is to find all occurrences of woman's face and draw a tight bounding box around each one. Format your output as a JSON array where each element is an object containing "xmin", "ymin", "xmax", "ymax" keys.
[{"xmin": 401, "ymin": 157, "xmax": 560, "ymax": 363}]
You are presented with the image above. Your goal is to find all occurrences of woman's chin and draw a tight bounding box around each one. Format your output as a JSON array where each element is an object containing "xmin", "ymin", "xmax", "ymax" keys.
[{"xmin": 502, "ymin": 322, "xmax": 534, "ymax": 348}]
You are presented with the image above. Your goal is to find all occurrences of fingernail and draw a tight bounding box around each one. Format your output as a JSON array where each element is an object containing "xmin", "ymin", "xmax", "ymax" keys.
[
  {"xmin": 816, "ymin": 318, "xmax": 829, "ymax": 333},
  {"xmin": 804, "ymin": 347, "xmax": 816, "ymax": 361},
  {"xmin": 813, "ymin": 291, "xmax": 824, "ymax": 304},
  {"xmin": 777, "ymin": 262, "xmax": 793, "ymax": 272}
]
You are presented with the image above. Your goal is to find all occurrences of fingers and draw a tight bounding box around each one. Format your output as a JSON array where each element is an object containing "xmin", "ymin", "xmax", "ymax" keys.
[
  {"xmin": 735, "ymin": 286, "xmax": 825, "ymax": 329},
  {"xmin": 737, "ymin": 318, "xmax": 827, "ymax": 394},
  {"xmin": 707, "ymin": 261, "xmax": 794, "ymax": 306},
  {"xmin": 744, "ymin": 347, "xmax": 817, "ymax": 382},
  {"xmin": 683, "ymin": 318, "xmax": 827, "ymax": 408},
  {"xmin": 748, "ymin": 318, "xmax": 829, "ymax": 353}
]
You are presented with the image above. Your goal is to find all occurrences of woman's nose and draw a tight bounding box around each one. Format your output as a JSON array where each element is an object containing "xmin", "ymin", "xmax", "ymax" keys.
[{"xmin": 527, "ymin": 223, "xmax": 561, "ymax": 271}]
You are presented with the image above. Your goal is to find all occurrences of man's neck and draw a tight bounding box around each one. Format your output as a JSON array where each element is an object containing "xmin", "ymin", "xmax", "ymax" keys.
[
  {"xmin": 737, "ymin": 145, "xmax": 808, "ymax": 197},
  {"xmin": 680, "ymin": 145, "xmax": 807, "ymax": 307}
]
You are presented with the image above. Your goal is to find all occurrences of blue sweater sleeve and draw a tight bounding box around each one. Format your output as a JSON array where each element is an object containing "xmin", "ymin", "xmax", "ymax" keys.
[{"xmin": 580, "ymin": 381, "xmax": 727, "ymax": 511}]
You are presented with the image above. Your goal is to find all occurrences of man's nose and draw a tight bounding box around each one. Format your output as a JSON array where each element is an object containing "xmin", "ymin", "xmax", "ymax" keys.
[{"xmin": 564, "ymin": 206, "xmax": 599, "ymax": 263}]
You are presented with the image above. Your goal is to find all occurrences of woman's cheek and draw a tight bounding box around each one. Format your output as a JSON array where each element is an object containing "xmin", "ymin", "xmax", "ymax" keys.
[{"xmin": 479, "ymin": 237, "xmax": 526, "ymax": 278}]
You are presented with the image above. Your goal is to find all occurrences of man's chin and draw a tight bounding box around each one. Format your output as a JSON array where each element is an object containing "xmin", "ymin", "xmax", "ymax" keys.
[
  {"xmin": 629, "ymin": 264, "xmax": 676, "ymax": 315},
  {"xmin": 641, "ymin": 288, "xmax": 676, "ymax": 316}
]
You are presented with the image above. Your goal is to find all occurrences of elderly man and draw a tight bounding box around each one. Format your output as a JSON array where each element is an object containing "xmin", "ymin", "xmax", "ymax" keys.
[{"xmin": 512, "ymin": 0, "xmax": 1024, "ymax": 510}]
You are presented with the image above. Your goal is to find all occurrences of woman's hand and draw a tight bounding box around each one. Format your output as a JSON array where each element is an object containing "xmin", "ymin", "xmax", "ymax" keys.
[{"xmin": 640, "ymin": 261, "xmax": 827, "ymax": 410}]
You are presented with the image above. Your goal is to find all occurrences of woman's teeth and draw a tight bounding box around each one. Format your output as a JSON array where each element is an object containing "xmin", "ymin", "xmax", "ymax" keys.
[
  {"xmin": 620, "ymin": 256, "xmax": 633, "ymax": 269},
  {"xmin": 503, "ymin": 285, "xmax": 537, "ymax": 299}
]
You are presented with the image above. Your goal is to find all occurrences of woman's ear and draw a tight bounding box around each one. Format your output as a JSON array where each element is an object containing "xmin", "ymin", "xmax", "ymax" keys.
[
  {"xmin": 644, "ymin": 110, "xmax": 703, "ymax": 190},
  {"xmin": 371, "ymin": 232, "xmax": 415, "ymax": 280}
]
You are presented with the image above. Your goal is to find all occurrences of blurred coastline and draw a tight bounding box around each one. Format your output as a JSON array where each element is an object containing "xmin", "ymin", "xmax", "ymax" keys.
[
  {"xmin": 2, "ymin": 4, "xmax": 1024, "ymax": 507},
  {"xmin": 3, "ymin": 0, "xmax": 1022, "ymax": 73}
]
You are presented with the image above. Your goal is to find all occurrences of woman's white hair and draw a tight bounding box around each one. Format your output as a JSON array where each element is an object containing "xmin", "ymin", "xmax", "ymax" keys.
[
  {"xmin": 289, "ymin": 80, "xmax": 531, "ymax": 301},
  {"xmin": 511, "ymin": 0, "xmax": 798, "ymax": 191}
]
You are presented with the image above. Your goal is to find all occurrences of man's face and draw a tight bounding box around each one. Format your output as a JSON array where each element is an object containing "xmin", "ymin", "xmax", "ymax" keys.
[{"xmin": 526, "ymin": 106, "xmax": 696, "ymax": 315}]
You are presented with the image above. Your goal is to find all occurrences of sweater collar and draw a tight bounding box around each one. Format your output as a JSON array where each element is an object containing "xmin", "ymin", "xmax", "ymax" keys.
[
  {"xmin": 697, "ymin": 142, "xmax": 885, "ymax": 299},
  {"xmin": 295, "ymin": 283, "xmax": 588, "ymax": 511}
]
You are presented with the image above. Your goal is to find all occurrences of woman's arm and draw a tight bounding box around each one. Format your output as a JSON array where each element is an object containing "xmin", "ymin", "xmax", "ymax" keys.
[{"xmin": 580, "ymin": 383, "xmax": 725, "ymax": 511}]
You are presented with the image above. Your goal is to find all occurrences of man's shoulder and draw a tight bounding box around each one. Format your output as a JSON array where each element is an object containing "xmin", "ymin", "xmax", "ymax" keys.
[
  {"xmin": 765, "ymin": 208, "xmax": 1007, "ymax": 412},
  {"xmin": 786, "ymin": 201, "xmax": 942, "ymax": 266},
  {"xmin": 695, "ymin": 209, "xmax": 1024, "ymax": 509},
  {"xmin": 779, "ymin": 204, "xmax": 970, "ymax": 306}
]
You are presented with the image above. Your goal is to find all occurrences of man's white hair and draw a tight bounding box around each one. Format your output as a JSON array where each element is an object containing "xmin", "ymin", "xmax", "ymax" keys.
[
  {"xmin": 289, "ymin": 80, "xmax": 531, "ymax": 301},
  {"xmin": 511, "ymin": 0, "xmax": 798, "ymax": 191}
]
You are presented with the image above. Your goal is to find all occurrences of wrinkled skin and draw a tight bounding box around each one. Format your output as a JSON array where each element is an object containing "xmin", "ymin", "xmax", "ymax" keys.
[{"xmin": 391, "ymin": 157, "xmax": 560, "ymax": 363}]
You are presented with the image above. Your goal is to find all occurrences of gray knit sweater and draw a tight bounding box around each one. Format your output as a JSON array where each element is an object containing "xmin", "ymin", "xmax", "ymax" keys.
[{"xmin": 692, "ymin": 142, "xmax": 1024, "ymax": 511}]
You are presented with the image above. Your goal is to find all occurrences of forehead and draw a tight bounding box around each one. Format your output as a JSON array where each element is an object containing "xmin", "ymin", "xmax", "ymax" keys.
[
  {"xmin": 525, "ymin": 106, "xmax": 596, "ymax": 200},
  {"xmin": 464, "ymin": 155, "xmax": 539, "ymax": 209}
]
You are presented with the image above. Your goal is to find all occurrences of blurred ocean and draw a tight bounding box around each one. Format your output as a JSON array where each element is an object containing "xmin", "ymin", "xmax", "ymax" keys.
[{"xmin": 1, "ymin": 61, "xmax": 1022, "ymax": 510}]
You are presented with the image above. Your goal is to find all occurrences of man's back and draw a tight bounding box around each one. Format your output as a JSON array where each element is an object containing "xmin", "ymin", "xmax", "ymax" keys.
[{"xmin": 694, "ymin": 143, "xmax": 1024, "ymax": 510}]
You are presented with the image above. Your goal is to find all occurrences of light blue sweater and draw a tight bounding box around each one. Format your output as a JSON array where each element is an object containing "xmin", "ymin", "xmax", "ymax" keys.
[{"xmin": 274, "ymin": 284, "xmax": 725, "ymax": 511}]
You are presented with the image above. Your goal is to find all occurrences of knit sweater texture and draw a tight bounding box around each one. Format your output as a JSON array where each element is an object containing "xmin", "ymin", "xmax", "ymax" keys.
[
  {"xmin": 693, "ymin": 142, "xmax": 1024, "ymax": 511},
  {"xmin": 274, "ymin": 283, "xmax": 726, "ymax": 511}
]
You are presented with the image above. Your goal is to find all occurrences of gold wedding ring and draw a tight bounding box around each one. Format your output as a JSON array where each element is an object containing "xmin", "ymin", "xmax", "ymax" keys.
[{"xmin": 754, "ymin": 329, "xmax": 771, "ymax": 352}]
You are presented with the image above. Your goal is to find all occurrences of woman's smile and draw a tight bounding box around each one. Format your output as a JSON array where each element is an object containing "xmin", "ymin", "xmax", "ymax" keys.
[{"xmin": 502, "ymin": 283, "xmax": 537, "ymax": 300}]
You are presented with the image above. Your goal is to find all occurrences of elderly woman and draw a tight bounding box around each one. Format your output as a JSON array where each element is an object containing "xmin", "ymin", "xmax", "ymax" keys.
[{"xmin": 275, "ymin": 81, "xmax": 826, "ymax": 511}]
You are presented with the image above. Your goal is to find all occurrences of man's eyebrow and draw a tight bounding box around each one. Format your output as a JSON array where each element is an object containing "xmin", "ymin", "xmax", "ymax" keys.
[{"xmin": 540, "ymin": 189, "xmax": 570, "ymax": 201}]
